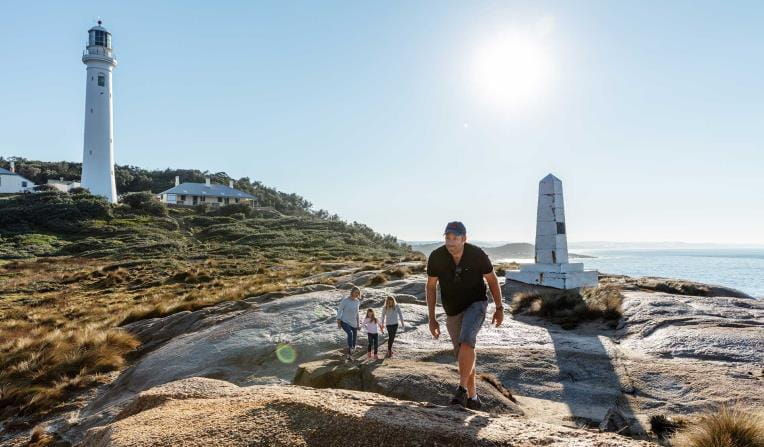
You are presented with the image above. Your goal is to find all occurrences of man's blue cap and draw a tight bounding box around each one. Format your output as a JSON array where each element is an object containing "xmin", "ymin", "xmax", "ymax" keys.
[{"xmin": 444, "ymin": 221, "xmax": 466, "ymax": 236}]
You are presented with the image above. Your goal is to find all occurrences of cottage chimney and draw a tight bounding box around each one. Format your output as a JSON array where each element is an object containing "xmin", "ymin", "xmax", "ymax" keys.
[
  {"xmin": 205, "ymin": 177, "xmax": 211, "ymax": 186},
  {"xmin": 10, "ymin": 161, "xmax": 15, "ymax": 173},
  {"xmin": 229, "ymin": 180, "xmax": 234, "ymax": 188},
  {"xmin": 175, "ymin": 176, "xmax": 180, "ymax": 186}
]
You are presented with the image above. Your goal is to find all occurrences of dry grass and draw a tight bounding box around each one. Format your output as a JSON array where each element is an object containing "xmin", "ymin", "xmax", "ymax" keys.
[
  {"xmin": 493, "ymin": 262, "xmax": 520, "ymax": 276},
  {"xmin": 28, "ymin": 426, "xmax": 61, "ymax": 447},
  {"xmin": 0, "ymin": 325, "xmax": 139, "ymax": 417},
  {"xmin": 0, "ymin": 255, "xmax": 386, "ymax": 420},
  {"xmin": 650, "ymin": 414, "xmax": 689, "ymax": 440},
  {"xmin": 509, "ymin": 285, "xmax": 623, "ymax": 329},
  {"xmin": 671, "ymin": 405, "xmax": 764, "ymax": 447},
  {"xmin": 383, "ymin": 267, "xmax": 409, "ymax": 279},
  {"xmin": 369, "ymin": 273, "xmax": 389, "ymax": 286}
]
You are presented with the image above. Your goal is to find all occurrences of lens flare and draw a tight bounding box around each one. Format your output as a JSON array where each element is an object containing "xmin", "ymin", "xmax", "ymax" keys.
[{"xmin": 275, "ymin": 343, "xmax": 297, "ymax": 364}]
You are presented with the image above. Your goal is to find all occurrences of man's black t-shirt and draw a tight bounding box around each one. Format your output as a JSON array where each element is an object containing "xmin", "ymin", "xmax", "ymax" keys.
[{"xmin": 426, "ymin": 243, "xmax": 494, "ymax": 316}]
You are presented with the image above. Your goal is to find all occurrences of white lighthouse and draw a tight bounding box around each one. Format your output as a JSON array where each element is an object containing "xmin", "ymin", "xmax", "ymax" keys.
[{"xmin": 81, "ymin": 20, "xmax": 117, "ymax": 202}]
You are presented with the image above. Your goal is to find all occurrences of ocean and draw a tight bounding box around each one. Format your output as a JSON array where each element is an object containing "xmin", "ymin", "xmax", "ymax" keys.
[{"xmin": 502, "ymin": 248, "xmax": 764, "ymax": 299}]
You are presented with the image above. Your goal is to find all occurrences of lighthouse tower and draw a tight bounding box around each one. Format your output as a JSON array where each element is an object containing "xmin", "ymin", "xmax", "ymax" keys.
[{"xmin": 81, "ymin": 20, "xmax": 117, "ymax": 202}]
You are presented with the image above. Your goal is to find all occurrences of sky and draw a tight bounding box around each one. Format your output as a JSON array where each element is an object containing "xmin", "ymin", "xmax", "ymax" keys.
[{"xmin": 1, "ymin": 1, "xmax": 763, "ymax": 244}]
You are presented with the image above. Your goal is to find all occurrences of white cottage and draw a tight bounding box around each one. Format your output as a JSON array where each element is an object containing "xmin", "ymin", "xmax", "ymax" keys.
[
  {"xmin": 0, "ymin": 163, "xmax": 35, "ymax": 194},
  {"xmin": 158, "ymin": 176, "xmax": 257, "ymax": 207}
]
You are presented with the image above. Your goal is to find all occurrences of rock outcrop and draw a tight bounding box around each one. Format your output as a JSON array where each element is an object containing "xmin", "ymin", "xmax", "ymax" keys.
[
  {"xmin": 82, "ymin": 377, "xmax": 653, "ymax": 447},
  {"xmin": 42, "ymin": 274, "xmax": 763, "ymax": 445},
  {"xmin": 293, "ymin": 358, "xmax": 523, "ymax": 415}
]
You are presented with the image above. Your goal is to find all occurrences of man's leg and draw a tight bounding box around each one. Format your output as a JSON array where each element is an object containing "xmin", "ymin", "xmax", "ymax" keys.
[
  {"xmin": 457, "ymin": 301, "xmax": 487, "ymax": 399},
  {"xmin": 458, "ymin": 343, "xmax": 477, "ymax": 397},
  {"xmin": 446, "ymin": 312, "xmax": 469, "ymax": 406}
]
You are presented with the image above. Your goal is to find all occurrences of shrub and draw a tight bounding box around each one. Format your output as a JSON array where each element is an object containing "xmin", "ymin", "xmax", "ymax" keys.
[
  {"xmin": 671, "ymin": 405, "xmax": 764, "ymax": 447},
  {"xmin": 215, "ymin": 203, "xmax": 253, "ymax": 217},
  {"xmin": 120, "ymin": 192, "xmax": 168, "ymax": 217},
  {"xmin": 33, "ymin": 184, "xmax": 58, "ymax": 192},
  {"xmin": 384, "ymin": 267, "xmax": 409, "ymax": 279},
  {"xmin": 510, "ymin": 285, "xmax": 623, "ymax": 329},
  {"xmin": 370, "ymin": 273, "xmax": 388, "ymax": 286},
  {"xmin": 0, "ymin": 191, "xmax": 111, "ymax": 233},
  {"xmin": 650, "ymin": 414, "xmax": 688, "ymax": 440},
  {"xmin": 194, "ymin": 203, "xmax": 211, "ymax": 215},
  {"xmin": 494, "ymin": 262, "xmax": 520, "ymax": 276}
]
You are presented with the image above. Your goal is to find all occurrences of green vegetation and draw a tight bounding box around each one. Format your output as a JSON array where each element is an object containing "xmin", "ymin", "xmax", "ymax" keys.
[
  {"xmin": 0, "ymin": 190, "xmax": 407, "ymax": 261},
  {"xmin": 0, "ymin": 169, "xmax": 412, "ymax": 422}
]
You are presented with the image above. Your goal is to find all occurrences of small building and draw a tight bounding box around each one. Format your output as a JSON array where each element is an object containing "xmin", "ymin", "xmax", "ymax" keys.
[
  {"xmin": 47, "ymin": 177, "xmax": 82, "ymax": 193},
  {"xmin": 0, "ymin": 162, "xmax": 35, "ymax": 194},
  {"xmin": 158, "ymin": 176, "xmax": 257, "ymax": 207}
]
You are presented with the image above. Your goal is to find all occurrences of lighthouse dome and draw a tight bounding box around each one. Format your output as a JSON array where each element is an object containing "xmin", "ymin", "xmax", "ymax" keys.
[{"xmin": 88, "ymin": 21, "xmax": 112, "ymax": 48}]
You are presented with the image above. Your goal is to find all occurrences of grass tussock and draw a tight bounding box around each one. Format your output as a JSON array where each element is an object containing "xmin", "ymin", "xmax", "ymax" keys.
[
  {"xmin": 370, "ymin": 273, "xmax": 389, "ymax": 286},
  {"xmin": 670, "ymin": 405, "xmax": 764, "ymax": 447},
  {"xmin": 509, "ymin": 285, "xmax": 623, "ymax": 329},
  {"xmin": 650, "ymin": 414, "xmax": 689, "ymax": 440},
  {"xmin": 0, "ymin": 326, "xmax": 139, "ymax": 417},
  {"xmin": 383, "ymin": 267, "xmax": 409, "ymax": 279},
  {"xmin": 28, "ymin": 426, "xmax": 61, "ymax": 447}
]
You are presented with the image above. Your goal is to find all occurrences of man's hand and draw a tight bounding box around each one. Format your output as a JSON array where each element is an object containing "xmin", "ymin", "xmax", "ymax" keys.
[
  {"xmin": 429, "ymin": 319, "xmax": 441, "ymax": 338},
  {"xmin": 491, "ymin": 307, "xmax": 504, "ymax": 327}
]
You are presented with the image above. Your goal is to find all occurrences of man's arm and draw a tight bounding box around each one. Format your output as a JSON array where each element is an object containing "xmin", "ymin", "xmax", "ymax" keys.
[
  {"xmin": 425, "ymin": 276, "xmax": 441, "ymax": 338},
  {"xmin": 484, "ymin": 271, "xmax": 504, "ymax": 326}
]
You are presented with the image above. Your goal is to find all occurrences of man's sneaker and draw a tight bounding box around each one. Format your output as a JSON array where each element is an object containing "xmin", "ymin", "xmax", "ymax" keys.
[
  {"xmin": 450, "ymin": 386, "xmax": 468, "ymax": 407},
  {"xmin": 466, "ymin": 395, "xmax": 482, "ymax": 411},
  {"xmin": 367, "ymin": 352, "xmax": 372, "ymax": 359}
]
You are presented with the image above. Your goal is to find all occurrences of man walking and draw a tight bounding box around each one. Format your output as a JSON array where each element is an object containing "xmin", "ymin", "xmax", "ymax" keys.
[{"xmin": 426, "ymin": 221, "xmax": 504, "ymax": 410}]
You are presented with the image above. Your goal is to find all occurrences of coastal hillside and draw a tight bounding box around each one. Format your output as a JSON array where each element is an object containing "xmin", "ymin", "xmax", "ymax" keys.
[{"xmin": 0, "ymin": 162, "xmax": 416, "ymax": 428}]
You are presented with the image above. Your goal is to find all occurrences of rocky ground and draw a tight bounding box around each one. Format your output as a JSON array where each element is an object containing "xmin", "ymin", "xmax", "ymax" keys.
[{"xmin": 4, "ymin": 268, "xmax": 762, "ymax": 446}]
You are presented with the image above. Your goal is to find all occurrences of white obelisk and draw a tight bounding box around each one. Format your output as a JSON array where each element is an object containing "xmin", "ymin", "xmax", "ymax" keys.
[
  {"xmin": 81, "ymin": 20, "xmax": 118, "ymax": 203},
  {"xmin": 506, "ymin": 174, "xmax": 598, "ymax": 289}
]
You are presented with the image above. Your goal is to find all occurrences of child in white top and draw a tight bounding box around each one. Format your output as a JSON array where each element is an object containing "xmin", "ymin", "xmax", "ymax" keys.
[{"xmin": 363, "ymin": 309, "xmax": 383, "ymax": 360}]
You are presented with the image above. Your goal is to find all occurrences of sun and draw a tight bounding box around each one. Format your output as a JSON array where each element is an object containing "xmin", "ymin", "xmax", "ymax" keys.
[{"xmin": 472, "ymin": 32, "xmax": 554, "ymax": 111}]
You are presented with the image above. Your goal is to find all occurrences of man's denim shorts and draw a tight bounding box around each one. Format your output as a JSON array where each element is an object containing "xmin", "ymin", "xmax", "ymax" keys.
[{"xmin": 445, "ymin": 300, "xmax": 487, "ymax": 358}]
